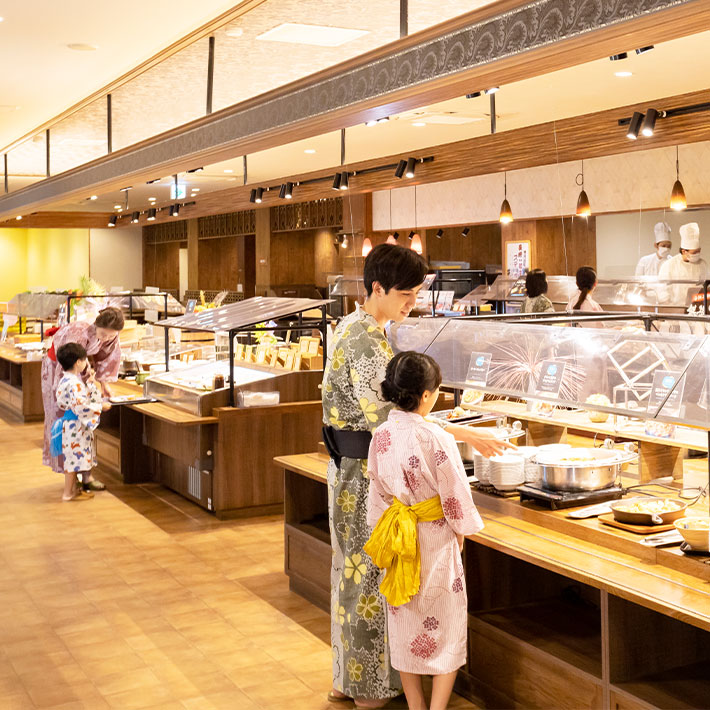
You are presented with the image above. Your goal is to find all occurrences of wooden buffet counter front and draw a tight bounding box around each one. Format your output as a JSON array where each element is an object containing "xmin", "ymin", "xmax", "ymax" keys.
[
  {"xmin": 275, "ymin": 452, "xmax": 710, "ymax": 710},
  {"xmin": 97, "ymin": 380, "xmax": 322, "ymax": 518},
  {"xmin": 0, "ymin": 344, "xmax": 43, "ymax": 422}
]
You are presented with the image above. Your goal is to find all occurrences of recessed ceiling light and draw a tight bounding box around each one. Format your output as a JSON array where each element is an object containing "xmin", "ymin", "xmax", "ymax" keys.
[
  {"xmin": 412, "ymin": 122, "xmax": 426, "ymax": 127},
  {"xmin": 0, "ymin": 17, "xmax": 4, "ymax": 22},
  {"xmin": 256, "ymin": 22, "xmax": 368, "ymax": 47},
  {"xmin": 304, "ymin": 149, "xmax": 316, "ymax": 154},
  {"xmin": 191, "ymin": 188, "xmax": 200, "ymax": 192},
  {"xmin": 225, "ymin": 27, "xmax": 243, "ymax": 38},
  {"xmin": 148, "ymin": 196, "xmax": 156, "ymax": 201},
  {"xmin": 15, "ymin": 215, "xmax": 22, "ymax": 220},
  {"xmin": 67, "ymin": 43, "xmax": 98, "ymax": 51},
  {"xmin": 113, "ymin": 204, "xmax": 121, "ymax": 209},
  {"xmin": 89, "ymin": 195, "xmax": 98, "ymax": 200},
  {"xmin": 615, "ymin": 71, "xmax": 633, "ymax": 77},
  {"xmin": 224, "ymin": 169, "xmax": 234, "ymax": 173}
]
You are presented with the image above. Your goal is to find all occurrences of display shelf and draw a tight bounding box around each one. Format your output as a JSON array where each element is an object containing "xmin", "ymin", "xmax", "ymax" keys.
[{"xmin": 472, "ymin": 599, "xmax": 602, "ymax": 678}]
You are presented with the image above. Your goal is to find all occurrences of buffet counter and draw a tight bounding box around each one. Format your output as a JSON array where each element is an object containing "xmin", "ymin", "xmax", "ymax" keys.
[
  {"xmin": 0, "ymin": 343, "xmax": 43, "ymax": 421},
  {"xmin": 275, "ymin": 450, "xmax": 710, "ymax": 710}
]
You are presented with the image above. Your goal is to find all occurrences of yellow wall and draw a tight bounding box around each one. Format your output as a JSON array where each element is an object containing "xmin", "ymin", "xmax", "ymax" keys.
[
  {"xmin": 0, "ymin": 229, "xmax": 28, "ymax": 301},
  {"xmin": 25, "ymin": 229, "xmax": 90, "ymax": 292}
]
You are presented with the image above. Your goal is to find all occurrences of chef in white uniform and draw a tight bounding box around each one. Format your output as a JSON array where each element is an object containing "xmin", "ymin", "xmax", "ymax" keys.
[
  {"xmin": 635, "ymin": 222, "xmax": 672, "ymax": 276},
  {"xmin": 658, "ymin": 222, "xmax": 708, "ymax": 305}
]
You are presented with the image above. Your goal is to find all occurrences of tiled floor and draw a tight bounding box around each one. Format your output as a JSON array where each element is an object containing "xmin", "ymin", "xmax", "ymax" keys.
[{"xmin": 0, "ymin": 412, "xmax": 478, "ymax": 710}]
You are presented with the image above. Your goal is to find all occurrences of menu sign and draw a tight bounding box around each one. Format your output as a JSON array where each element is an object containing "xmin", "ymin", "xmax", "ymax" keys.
[
  {"xmin": 535, "ymin": 361, "xmax": 566, "ymax": 397},
  {"xmin": 648, "ymin": 370, "xmax": 685, "ymax": 417},
  {"xmin": 466, "ymin": 352, "xmax": 492, "ymax": 386}
]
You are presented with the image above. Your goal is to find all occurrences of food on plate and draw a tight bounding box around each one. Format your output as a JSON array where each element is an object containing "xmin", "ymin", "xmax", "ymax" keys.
[
  {"xmin": 644, "ymin": 420, "xmax": 676, "ymax": 438},
  {"xmin": 615, "ymin": 499, "xmax": 682, "ymax": 515},
  {"xmin": 680, "ymin": 518, "xmax": 710, "ymax": 530},
  {"xmin": 462, "ymin": 389, "xmax": 483, "ymax": 405},
  {"xmin": 532, "ymin": 400, "xmax": 555, "ymax": 416},
  {"xmin": 447, "ymin": 406, "xmax": 467, "ymax": 420},
  {"xmin": 585, "ymin": 394, "xmax": 610, "ymax": 423}
]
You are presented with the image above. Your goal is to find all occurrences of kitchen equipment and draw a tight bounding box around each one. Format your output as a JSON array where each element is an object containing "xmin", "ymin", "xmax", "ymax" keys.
[
  {"xmin": 518, "ymin": 483, "xmax": 623, "ymax": 510},
  {"xmin": 610, "ymin": 497, "xmax": 687, "ymax": 526},
  {"xmin": 534, "ymin": 447, "xmax": 637, "ymax": 492},
  {"xmin": 489, "ymin": 455, "xmax": 525, "ymax": 491},
  {"xmin": 599, "ymin": 513, "xmax": 676, "ymax": 534},
  {"xmin": 673, "ymin": 517, "xmax": 710, "ymax": 550},
  {"xmin": 567, "ymin": 502, "xmax": 614, "ymax": 519},
  {"xmin": 640, "ymin": 530, "xmax": 684, "ymax": 547}
]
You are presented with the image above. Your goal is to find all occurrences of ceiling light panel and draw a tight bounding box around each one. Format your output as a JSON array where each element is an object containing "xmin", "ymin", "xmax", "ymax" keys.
[{"xmin": 255, "ymin": 23, "xmax": 369, "ymax": 47}]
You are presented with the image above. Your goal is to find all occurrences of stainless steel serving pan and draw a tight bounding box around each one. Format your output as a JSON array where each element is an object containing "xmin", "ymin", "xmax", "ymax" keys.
[{"xmin": 534, "ymin": 447, "xmax": 637, "ymax": 492}]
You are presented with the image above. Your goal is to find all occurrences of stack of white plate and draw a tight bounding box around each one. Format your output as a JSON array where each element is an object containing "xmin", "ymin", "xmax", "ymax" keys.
[
  {"xmin": 489, "ymin": 454, "xmax": 525, "ymax": 491},
  {"xmin": 472, "ymin": 452, "xmax": 491, "ymax": 484},
  {"xmin": 514, "ymin": 446, "xmax": 540, "ymax": 483}
]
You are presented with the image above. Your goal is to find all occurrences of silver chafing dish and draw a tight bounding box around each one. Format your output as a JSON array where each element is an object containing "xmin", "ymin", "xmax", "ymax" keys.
[{"xmin": 533, "ymin": 446, "xmax": 637, "ymax": 491}]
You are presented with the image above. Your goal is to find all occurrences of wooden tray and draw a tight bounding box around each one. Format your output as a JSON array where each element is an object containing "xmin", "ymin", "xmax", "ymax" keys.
[{"xmin": 598, "ymin": 512, "xmax": 675, "ymax": 534}]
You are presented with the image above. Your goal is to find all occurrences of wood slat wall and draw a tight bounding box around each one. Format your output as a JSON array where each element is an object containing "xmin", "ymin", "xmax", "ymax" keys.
[
  {"xmin": 427, "ymin": 225, "xmax": 502, "ymax": 269},
  {"xmin": 143, "ymin": 240, "xmax": 182, "ymax": 291}
]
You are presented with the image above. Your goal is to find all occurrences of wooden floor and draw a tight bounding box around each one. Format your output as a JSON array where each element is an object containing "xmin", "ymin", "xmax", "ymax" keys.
[{"xmin": 0, "ymin": 411, "xmax": 478, "ymax": 710}]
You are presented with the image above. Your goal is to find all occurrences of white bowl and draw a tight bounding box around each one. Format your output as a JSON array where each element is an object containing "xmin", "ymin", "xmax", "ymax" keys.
[
  {"xmin": 489, "ymin": 455, "xmax": 524, "ymax": 491},
  {"xmin": 473, "ymin": 452, "xmax": 491, "ymax": 484}
]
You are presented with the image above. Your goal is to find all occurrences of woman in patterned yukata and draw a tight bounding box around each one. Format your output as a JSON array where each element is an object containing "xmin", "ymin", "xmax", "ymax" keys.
[
  {"xmin": 366, "ymin": 351, "xmax": 484, "ymax": 710},
  {"xmin": 42, "ymin": 307, "xmax": 124, "ymax": 491},
  {"xmin": 55, "ymin": 343, "xmax": 110, "ymax": 501},
  {"xmin": 322, "ymin": 244, "xmax": 511, "ymax": 708}
]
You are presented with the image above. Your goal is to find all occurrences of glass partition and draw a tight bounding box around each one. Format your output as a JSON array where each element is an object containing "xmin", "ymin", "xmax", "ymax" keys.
[
  {"xmin": 390, "ymin": 317, "xmax": 710, "ymax": 427},
  {"xmin": 5, "ymin": 135, "xmax": 46, "ymax": 193},
  {"xmin": 50, "ymin": 98, "xmax": 108, "ymax": 175}
]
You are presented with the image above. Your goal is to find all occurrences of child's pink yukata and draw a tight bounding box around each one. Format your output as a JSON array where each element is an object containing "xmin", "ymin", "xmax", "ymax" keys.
[{"xmin": 367, "ymin": 409, "xmax": 484, "ymax": 674}]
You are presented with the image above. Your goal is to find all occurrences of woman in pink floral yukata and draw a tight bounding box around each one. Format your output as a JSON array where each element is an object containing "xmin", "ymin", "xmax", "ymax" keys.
[
  {"xmin": 366, "ymin": 351, "xmax": 483, "ymax": 710},
  {"xmin": 41, "ymin": 307, "xmax": 124, "ymax": 490}
]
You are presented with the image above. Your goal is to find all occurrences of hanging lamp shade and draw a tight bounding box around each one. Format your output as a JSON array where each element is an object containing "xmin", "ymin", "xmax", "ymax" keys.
[
  {"xmin": 499, "ymin": 198, "xmax": 513, "ymax": 224},
  {"xmin": 670, "ymin": 180, "xmax": 687, "ymax": 211},
  {"xmin": 411, "ymin": 233, "xmax": 423, "ymax": 254},
  {"xmin": 361, "ymin": 237, "xmax": 373, "ymax": 257},
  {"xmin": 576, "ymin": 189, "xmax": 591, "ymax": 217},
  {"xmin": 386, "ymin": 233, "xmax": 397, "ymax": 245}
]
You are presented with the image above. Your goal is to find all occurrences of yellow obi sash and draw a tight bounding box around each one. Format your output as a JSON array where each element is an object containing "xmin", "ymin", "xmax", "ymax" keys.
[{"xmin": 363, "ymin": 495, "xmax": 444, "ymax": 607}]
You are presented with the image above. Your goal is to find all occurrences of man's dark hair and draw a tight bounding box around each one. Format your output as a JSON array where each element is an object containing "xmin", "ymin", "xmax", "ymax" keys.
[
  {"xmin": 56, "ymin": 342, "xmax": 88, "ymax": 371},
  {"xmin": 363, "ymin": 243, "xmax": 428, "ymax": 296},
  {"xmin": 525, "ymin": 269, "xmax": 548, "ymax": 298}
]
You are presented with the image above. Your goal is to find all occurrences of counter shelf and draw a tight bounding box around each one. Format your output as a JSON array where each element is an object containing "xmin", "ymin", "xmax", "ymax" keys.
[
  {"xmin": 0, "ymin": 343, "xmax": 43, "ymax": 421},
  {"xmin": 276, "ymin": 452, "xmax": 710, "ymax": 710}
]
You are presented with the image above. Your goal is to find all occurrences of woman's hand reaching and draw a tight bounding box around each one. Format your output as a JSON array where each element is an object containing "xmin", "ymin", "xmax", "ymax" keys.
[{"xmin": 446, "ymin": 423, "xmax": 517, "ymax": 458}]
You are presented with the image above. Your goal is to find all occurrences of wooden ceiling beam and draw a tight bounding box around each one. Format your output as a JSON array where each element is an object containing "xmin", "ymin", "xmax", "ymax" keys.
[{"xmin": 0, "ymin": 211, "xmax": 114, "ymax": 229}]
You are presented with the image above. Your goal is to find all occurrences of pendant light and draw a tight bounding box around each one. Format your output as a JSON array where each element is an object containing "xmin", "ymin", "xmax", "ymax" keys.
[
  {"xmin": 361, "ymin": 237, "xmax": 373, "ymax": 257},
  {"xmin": 670, "ymin": 145, "xmax": 687, "ymax": 211},
  {"xmin": 411, "ymin": 233, "xmax": 423, "ymax": 254},
  {"xmin": 576, "ymin": 161, "xmax": 591, "ymax": 217},
  {"xmin": 499, "ymin": 172, "xmax": 513, "ymax": 224}
]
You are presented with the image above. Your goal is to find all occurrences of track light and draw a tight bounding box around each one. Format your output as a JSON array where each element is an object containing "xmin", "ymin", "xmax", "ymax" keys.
[
  {"xmin": 405, "ymin": 158, "xmax": 416, "ymax": 178},
  {"xmin": 393, "ymin": 232, "xmax": 399, "ymax": 240},
  {"xmin": 339, "ymin": 172, "xmax": 349, "ymax": 190},
  {"xmin": 411, "ymin": 234, "xmax": 423, "ymax": 254},
  {"xmin": 609, "ymin": 53, "xmax": 628, "ymax": 61},
  {"xmin": 170, "ymin": 204, "xmax": 180, "ymax": 217},
  {"xmin": 365, "ymin": 117, "xmax": 389, "ymax": 127},
  {"xmin": 108, "ymin": 215, "xmax": 117, "ymax": 227},
  {"xmin": 130, "ymin": 211, "xmax": 140, "ymax": 223},
  {"xmin": 361, "ymin": 237, "xmax": 373, "ymax": 257},
  {"xmin": 279, "ymin": 183, "xmax": 287, "ymax": 199},
  {"xmin": 186, "ymin": 167, "xmax": 204, "ymax": 173},
  {"xmin": 484, "ymin": 87, "xmax": 499, "ymax": 95},
  {"xmin": 670, "ymin": 146, "xmax": 687, "ymax": 211},
  {"xmin": 249, "ymin": 189, "xmax": 257, "ymax": 203},
  {"xmin": 461, "ymin": 227, "xmax": 470, "ymax": 237},
  {"xmin": 435, "ymin": 229, "xmax": 443, "ymax": 239},
  {"xmin": 635, "ymin": 46, "xmax": 654, "ymax": 54},
  {"xmin": 255, "ymin": 187, "xmax": 264, "ymax": 203},
  {"xmin": 146, "ymin": 178, "xmax": 161, "ymax": 184},
  {"xmin": 341, "ymin": 235, "xmax": 349, "ymax": 249},
  {"xmin": 332, "ymin": 173, "xmax": 342, "ymax": 190},
  {"xmin": 641, "ymin": 108, "xmax": 659, "ymax": 137},
  {"xmin": 408, "ymin": 231, "xmax": 415, "ymax": 240},
  {"xmin": 626, "ymin": 111, "xmax": 643, "ymax": 140},
  {"xmin": 395, "ymin": 160, "xmax": 407, "ymax": 178},
  {"xmin": 499, "ymin": 172, "xmax": 513, "ymax": 224},
  {"xmin": 465, "ymin": 92, "xmax": 481, "ymax": 99},
  {"xmin": 147, "ymin": 208, "xmax": 156, "ymax": 221}
]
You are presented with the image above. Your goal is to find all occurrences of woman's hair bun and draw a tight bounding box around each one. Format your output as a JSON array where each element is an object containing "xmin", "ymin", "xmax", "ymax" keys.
[{"xmin": 381, "ymin": 351, "xmax": 442, "ymax": 413}]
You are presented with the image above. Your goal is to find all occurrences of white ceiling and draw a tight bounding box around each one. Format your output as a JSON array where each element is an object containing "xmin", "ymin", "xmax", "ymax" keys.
[{"xmin": 0, "ymin": 0, "xmax": 246, "ymax": 150}]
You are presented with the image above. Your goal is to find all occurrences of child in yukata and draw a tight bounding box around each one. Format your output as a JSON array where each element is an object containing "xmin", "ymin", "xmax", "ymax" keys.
[
  {"xmin": 55, "ymin": 342, "xmax": 110, "ymax": 501},
  {"xmin": 365, "ymin": 351, "xmax": 484, "ymax": 710}
]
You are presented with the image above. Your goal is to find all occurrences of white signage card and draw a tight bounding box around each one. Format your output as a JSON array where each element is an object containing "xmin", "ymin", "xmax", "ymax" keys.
[
  {"xmin": 535, "ymin": 360, "xmax": 566, "ymax": 398},
  {"xmin": 648, "ymin": 370, "xmax": 685, "ymax": 417},
  {"xmin": 466, "ymin": 352, "xmax": 492, "ymax": 386}
]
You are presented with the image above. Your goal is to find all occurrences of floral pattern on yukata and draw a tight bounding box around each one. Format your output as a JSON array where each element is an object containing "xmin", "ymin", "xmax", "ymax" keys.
[
  {"xmin": 367, "ymin": 410, "xmax": 484, "ymax": 675},
  {"xmin": 41, "ymin": 321, "xmax": 120, "ymax": 472},
  {"xmin": 55, "ymin": 373, "xmax": 103, "ymax": 473},
  {"xmin": 322, "ymin": 307, "xmax": 401, "ymax": 700}
]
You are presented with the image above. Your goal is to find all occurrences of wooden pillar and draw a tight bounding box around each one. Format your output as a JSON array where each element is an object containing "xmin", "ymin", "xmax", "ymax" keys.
[
  {"xmin": 255, "ymin": 207, "xmax": 271, "ymax": 296},
  {"xmin": 187, "ymin": 219, "xmax": 199, "ymax": 290}
]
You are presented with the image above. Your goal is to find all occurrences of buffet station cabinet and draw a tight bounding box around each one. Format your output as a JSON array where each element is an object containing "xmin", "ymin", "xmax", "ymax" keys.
[
  {"xmin": 277, "ymin": 312, "xmax": 710, "ymax": 710},
  {"xmin": 98, "ymin": 296, "xmax": 329, "ymax": 519}
]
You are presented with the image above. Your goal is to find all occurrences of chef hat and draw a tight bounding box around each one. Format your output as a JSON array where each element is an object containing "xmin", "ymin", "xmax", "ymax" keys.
[
  {"xmin": 680, "ymin": 222, "xmax": 700, "ymax": 250},
  {"xmin": 653, "ymin": 222, "xmax": 671, "ymax": 244}
]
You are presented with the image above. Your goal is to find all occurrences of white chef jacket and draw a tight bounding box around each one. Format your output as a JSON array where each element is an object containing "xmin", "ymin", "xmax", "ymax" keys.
[
  {"xmin": 657, "ymin": 253, "xmax": 709, "ymax": 305},
  {"xmin": 635, "ymin": 252, "xmax": 671, "ymax": 277}
]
